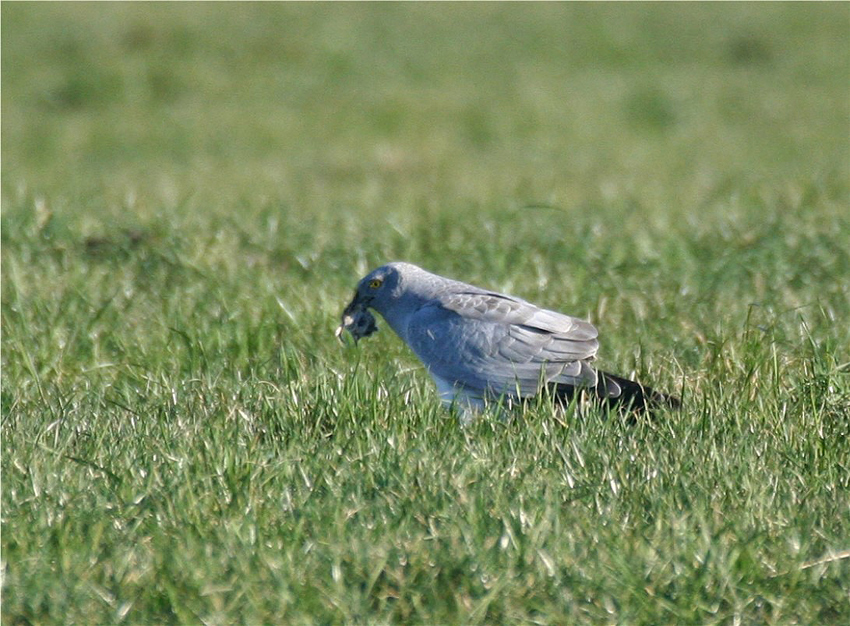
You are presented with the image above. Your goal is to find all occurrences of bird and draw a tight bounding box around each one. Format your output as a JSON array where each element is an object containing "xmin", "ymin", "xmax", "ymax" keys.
[{"xmin": 336, "ymin": 262, "xmax": 680, "ymax": 421}]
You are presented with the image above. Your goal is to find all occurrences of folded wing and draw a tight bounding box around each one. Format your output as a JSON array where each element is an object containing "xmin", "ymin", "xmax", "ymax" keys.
[{"xmin": 405, "ymin": 291, "xmax": 599, "ymax": 398}]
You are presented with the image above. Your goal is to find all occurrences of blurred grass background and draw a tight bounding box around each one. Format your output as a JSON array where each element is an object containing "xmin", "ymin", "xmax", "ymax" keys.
[
  {"xmin": 4, "ymin": 3, "xmax": 847, "ymax": 208},
  {"xmin": 3, "ymin": 3, "xmax": 849, "ymax": 623}
]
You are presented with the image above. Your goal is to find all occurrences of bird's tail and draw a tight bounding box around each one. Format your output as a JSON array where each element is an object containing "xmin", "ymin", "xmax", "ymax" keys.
[
  {"xmin": 595, "ymin": 371, "xmax": 681, "ymax": 412},
  {"xmin": 553, "ymin": 371, "xmax": 681, "ymax": 414}
]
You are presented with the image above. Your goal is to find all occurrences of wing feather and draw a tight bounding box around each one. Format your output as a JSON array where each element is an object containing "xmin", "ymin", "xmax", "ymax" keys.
[{"xmin": 405, "ymin": 291, "xmax": 599, "ymax": 400}]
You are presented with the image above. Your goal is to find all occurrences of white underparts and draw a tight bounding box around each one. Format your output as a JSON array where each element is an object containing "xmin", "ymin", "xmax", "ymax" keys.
[{"xmin": 431, "ymin": 372, "xmax": 516, "ymax": 424}]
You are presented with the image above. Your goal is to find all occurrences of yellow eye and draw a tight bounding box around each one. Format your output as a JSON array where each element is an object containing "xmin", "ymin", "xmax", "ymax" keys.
[{"xmin": 368, "ymin": 278, "xmax": 383, "ymax": 289}]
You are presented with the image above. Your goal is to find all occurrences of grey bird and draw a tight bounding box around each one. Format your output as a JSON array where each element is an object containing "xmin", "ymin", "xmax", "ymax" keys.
[{"xmin": 336, "ymin": 262, "xmax": 680, "ymax": 420}]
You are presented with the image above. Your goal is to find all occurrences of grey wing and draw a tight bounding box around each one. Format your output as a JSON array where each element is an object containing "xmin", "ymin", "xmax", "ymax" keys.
[{"xmin": 406, "ymin": 292, "xmax": 599, "ymax": 398}]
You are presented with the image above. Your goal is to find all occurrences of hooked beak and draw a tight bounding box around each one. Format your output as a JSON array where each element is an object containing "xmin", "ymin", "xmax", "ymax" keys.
[
  {"xmin": 334, "ymin": 295, "xmax": 360, "ymax": 340},
  {"xmin": 335, "ymin": 292, "xmax": 378, "ymax": 343},
  {"xmin": 341, "ymin": 292, "xmax": 367, "ymax": 318}
]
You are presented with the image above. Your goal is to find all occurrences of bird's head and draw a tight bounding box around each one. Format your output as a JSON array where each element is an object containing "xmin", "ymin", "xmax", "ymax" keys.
[{"xmin": 335, "ymin": 263, "xmax": 409, "ymax": 343}]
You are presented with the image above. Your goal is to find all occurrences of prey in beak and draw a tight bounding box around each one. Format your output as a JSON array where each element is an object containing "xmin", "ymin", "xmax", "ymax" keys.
[{"xmin": 335, "ymin": 295, "xmax": 378, "ymax": 343}]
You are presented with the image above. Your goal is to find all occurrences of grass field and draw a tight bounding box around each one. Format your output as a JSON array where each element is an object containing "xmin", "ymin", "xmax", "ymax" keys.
[{"xmin": 3, "ymin": 3, "xmax": 849, "ymax": 623}]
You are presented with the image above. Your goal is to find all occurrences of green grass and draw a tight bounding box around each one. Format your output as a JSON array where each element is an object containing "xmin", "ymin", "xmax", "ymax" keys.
[{"xmin": 3, "ymin": 3, "xmax": 849, "ymax": 623}]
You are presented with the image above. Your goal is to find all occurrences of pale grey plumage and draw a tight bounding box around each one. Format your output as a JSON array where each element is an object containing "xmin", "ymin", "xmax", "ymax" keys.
[{"xmin": 337, "ymin": 262, "xmax": 607, "ymax": 416}]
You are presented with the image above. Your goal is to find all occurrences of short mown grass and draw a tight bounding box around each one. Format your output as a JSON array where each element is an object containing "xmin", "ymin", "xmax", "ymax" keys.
[{"xmin": 3, "ymin": 3, "xmax": 849, "ymax": 623}]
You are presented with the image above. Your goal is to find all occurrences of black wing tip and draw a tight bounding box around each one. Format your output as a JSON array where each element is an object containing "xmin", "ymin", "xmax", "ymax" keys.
[{"xmin": 550, "ymin": 372, "xmax": 682, "ymax": 415}]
